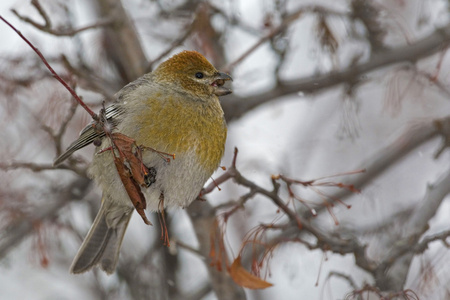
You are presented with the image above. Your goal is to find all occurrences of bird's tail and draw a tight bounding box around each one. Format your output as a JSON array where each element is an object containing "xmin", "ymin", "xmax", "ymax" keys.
[{"xmin": 70, "ymin": 198, "xmax": 133, "ymax": 274}]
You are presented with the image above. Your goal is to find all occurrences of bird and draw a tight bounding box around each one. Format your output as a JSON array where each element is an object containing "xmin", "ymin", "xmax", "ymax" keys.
[{"xmin": 54, "ymin": 50, "xmax": 232, "ymax": 274}]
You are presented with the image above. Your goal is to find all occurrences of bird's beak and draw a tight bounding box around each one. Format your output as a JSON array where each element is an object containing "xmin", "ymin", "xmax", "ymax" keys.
[{"xmin": 212, "ymin": 72, "xmax": 233, "ymax": 96}]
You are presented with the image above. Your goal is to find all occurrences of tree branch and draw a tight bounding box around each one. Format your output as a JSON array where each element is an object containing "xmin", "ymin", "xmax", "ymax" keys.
[
  {"xmin": 375, "ymin": 167, "xmax": 450, "ymax": 290},
  {"xmin": 94, "ymin": 0, "xmax": 149, "ymax": 83},
  {"xmin": 12, "ymin": 4, "xmax": 113, "ymax": 37},
  {"xmin": 223, "ymin": 26, "xmax": 450, "ymax": 121},
  {"xmin": 304, "ymin": 116, "xmax": 450, "ymax": 218},
  {"xmin": 0, "ymin": 177, "xmax": 91, "ymax": 259},
  {"xmin": 187, "ymin": 201, "xmax": 246, "ymax": 300},
  {"xmin": 0, "ymin": 15, "xmax": 97, "ymax": 118}
]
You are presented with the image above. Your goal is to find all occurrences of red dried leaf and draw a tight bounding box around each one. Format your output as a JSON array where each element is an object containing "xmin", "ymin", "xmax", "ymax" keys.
[
  {"xmin": 229, "ymin": 256, "xmax": 273, "ymax": 289},
  {"xmin": 113, "ymin": 153, "xmax": 152, "ymax": 225},
  {"xmin": 111, "ymin": 133, "xmax": 149, "ymax": 187},
  {"xmin": 107, "ymin": 132, "xmax": 152, "ymax": 225}
]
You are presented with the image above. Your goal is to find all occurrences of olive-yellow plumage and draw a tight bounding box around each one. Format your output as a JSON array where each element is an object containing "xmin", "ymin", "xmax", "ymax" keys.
[{"xmin": 54, "ymin": 51, "xmax": 232, "ymax": 274}]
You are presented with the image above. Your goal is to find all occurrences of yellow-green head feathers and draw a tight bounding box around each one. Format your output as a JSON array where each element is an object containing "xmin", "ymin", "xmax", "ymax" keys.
[{"xmin": 152, "ymin": 51, "xmax": 232, "ymax": 99}]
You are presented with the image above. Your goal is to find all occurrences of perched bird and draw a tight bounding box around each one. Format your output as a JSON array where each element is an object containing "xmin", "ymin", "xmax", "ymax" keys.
[{"xmin": 54, "ymin": 50, "xmax": 232, "ymax": 274}]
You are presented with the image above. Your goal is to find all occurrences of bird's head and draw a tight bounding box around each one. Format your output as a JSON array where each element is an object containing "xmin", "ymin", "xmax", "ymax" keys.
[{"xmin": 152, "ymin": 51, "xmax": 232, "ymax": 99}]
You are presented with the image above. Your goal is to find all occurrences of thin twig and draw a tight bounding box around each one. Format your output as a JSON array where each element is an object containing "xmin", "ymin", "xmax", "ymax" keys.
[
  {"xmin": 54, "ymin": 99, "xmax": 79, "ymax": 156},
  {"xmin": 12, "ymin": 0, "xmax": 112, "ymax": 37},
  {"xmin": 0, "ymin": 16, "xmax": 97, "ymax": 118},
  {"xmin": 224, "ymin": 5, "xmax": 347, "ymax": 73},
  {"xmin": 146, "ymin": 25, "xmax": 195, "ymax": 72},
  {"xmin": 224, "ymin": 9, "xmax": 303, "ymax": 73},
  {"xmin": 223, "ymin": 26, "xmax": 450, "ymax": 121}
]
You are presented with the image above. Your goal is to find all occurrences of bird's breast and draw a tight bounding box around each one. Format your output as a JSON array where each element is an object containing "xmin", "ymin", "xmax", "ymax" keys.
[{"xmin": 124, "ymin": 95, "xmax": 227, "ymax": 174}]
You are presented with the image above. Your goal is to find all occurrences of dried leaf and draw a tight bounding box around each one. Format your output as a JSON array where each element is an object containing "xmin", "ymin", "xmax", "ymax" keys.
[
  {"xmin": 229, "ymin": 256, "xmax": 273, "ymax": 289},
  {"xmin": 112, "ymin": 144, "xmax": 152, "ymax": 225},
  {"xmin": 111, "ymin": 133, "xmax": 149, "ymax": 187}
]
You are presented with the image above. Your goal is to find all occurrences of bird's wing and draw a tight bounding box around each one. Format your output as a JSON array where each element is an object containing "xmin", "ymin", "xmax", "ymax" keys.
[{"xmin": 53, "ymin": 104, "xmax": 124, "ymax": 166}]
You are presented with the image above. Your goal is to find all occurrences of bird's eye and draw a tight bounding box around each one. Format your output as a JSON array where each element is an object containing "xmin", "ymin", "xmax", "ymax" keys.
[{"xmin": 195, "ymin": 72, "xmax": 204, "ymax": 79}]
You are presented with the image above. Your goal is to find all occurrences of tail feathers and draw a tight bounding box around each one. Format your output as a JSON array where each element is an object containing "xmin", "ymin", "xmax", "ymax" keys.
[{"xmin": 70, "ymin": 201, "xmax": 132, "ymax": 274}]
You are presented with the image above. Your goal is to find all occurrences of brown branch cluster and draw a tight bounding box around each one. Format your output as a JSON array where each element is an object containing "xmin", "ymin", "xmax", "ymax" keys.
[{"xmin": 201, "ymin": 112, "xmax": 450, "ymax": 293}]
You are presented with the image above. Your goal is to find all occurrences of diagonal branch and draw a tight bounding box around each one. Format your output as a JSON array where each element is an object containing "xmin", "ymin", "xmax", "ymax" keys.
[
  {"xmin": 224, "ymin": 5, "xmax": 348, "ymax": 73},
  {"xmin": 304, "ymin": 115, "xmax": 450, "ymax": 218},
  {"xmin": 374, "ymin": 167, "xmax": 450, "ymax": 291},
  {"xmin": 223, "ymin": 26, "xmax": 450, "ymax": 121},
  {"xmin": 0, "ymin": 15, "xmax": 97, "ymax": 118}
]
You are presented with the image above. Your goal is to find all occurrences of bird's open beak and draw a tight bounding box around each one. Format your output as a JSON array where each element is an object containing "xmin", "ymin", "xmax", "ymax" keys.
[{"xmin": 212, "ymin": 72, "xmax": 233, "ymax": 96}]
